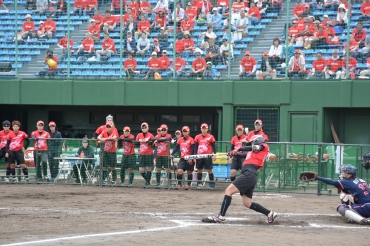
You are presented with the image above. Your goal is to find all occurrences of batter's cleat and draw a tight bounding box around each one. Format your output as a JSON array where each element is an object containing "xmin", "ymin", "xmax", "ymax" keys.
[
  {"xmin": 197, "ymin": 184, "xmax": 203, "ymax": 189},
  {"xmin": 5, "ymin": 178, "xmax": 9, "ymax": 183},
  {"xmin": 360, "ymin": 219, "xmax": 370, "ymax": 225},
  {"xmin": 185, "ymin": 184, "xmax": 191, "ymax": 190},
  {"xmin": 12, "ymin": 177, "xmax": 18, "ymax": 183},
  {"xmin": 177, "ymin": 184, "xmax": 182, "ymax": 190},
  {"xmin": 202, "ymin": 214, "xmax": 225, "ymax": 223},
  {"xmin": 267, "ymin": 211, "xmax": 277, "ymax": 224}
]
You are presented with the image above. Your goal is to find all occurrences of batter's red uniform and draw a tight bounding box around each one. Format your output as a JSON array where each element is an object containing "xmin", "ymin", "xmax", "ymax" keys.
[
  {"xmin": 243, "ymin": 143, "xmax": 269, "ymax": 168},
  {"xmin": 136, "ymin": 132, "xmax": 155, "ymax": 155},
  {"xmin": 31, "ymin": 130, "xmax": 50, "ymax": 151}
]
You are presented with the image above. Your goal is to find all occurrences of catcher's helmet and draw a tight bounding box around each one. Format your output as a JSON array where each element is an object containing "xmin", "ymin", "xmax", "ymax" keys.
[
  {"xmin": 341, "ymin": 164, "xmax": 358, "ymax": 176},
  {"xmin": 249, "ymin": 135, "xmax": 265, "ymax": 145}
]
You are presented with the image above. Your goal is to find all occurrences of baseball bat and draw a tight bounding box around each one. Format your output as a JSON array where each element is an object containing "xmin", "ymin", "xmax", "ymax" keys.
[{"xmin": 184, "ymin": 153, "xmax": 228, "ymax": 160}]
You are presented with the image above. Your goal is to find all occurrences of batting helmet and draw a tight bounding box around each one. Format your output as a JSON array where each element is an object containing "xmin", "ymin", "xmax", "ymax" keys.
[
  {"xmin": 341, "ymin": 164, "xmax": 357, "ymax": 176},
  {"xmin": 249, "ymin": 135, "xmax": 265, "ymax": 145}
]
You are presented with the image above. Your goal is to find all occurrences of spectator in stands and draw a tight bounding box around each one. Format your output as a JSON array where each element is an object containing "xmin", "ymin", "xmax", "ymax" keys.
[
  {"xmin": 185, "ymin": 3, "xmax": 198, "ymax": 25},
  {"xmin": 88, "ymin": 19, "xmax": 100, "ymax": 41},
  {"xmin": 102, "ymin": 10, "xmax": 117, "ymax": 35},
  {"xmin": 200, "ymin": 26, "xmax": 217, "ymax": 50},
  {"xmin": 360, "ymin": 0, "xmax": 370, "ymax": 21},
  {"xmin": 159, "ymin": 50, "xmax": 171, "ymax": 75},
  {"xmin": 21, "ymin": 14, "xmax": 35, "ymax": 40},
  {"xmin": 204, "ymin": 61, "xmax": 218, "ymax": 80},
  {"xmin": 111, "ymin": 0, "xmax": 126, "ymax": 14},
  {"xmin": 287, "ymin": 49, "xmax": 306, "ymax": 78},
  {"xmin": 308, "ymin": 24, "xmax": 329, "ymax": 49},
  {"xmin": 74, "ymin": 0, "xmax": 86, "ymax": 16},
  {"xmin": 92, "ymin": 10, "xmax": 103, "ymax": 26},
  {"xmin": 352, "ymin": 22, "xmax": 366, "ymax": 48},
  {"xmin": 181, "ymin": 14, "xmax": 195, "ymax": 34},
  {"xmin": 325, "ymin": 49, "xmax": 342, "ymax": 79},
  {"xmin": 96, "ymin": 34, "xmax": 116, "ymax": 61},
  {"xmin": 233, "ymin": 10, "xmax": 248, "ymax": 41},
  {"xmin": 324, "ymin": 0, "xmax": 339, "ymax": 11},
  {"xmin": 190, "ymin": 0, "xmax": 200, "ymax": 12},
  {"xmin": 208, "ymin": 7, "xmax": 223, "ymax": 27},
  {"xmin": 182, "ymin": 31, "xmax": 195, "ymax": 58},
  {"xmin": 246, "ymin": 2, "xmax": 261, "ymax": 25},
  {"xmin": 282, "ymin": 43, "xmax": 294, "ymax": 63},
  {"xmin": 268, "ymin": 37, "xmax": 282, "ymax": 67},
  {"xmin": 232, "ymin": 0, "xmax": 245, "ymax": 13},
  {"xmin": 326, "ymin": 21, "xmax": 336, "ymax": 40},
  {"xmin": 191, "ymin": 52, "xmax": 206, "ymax": 79},
  {"xmin": 239, "ymin": 51, "xmax": 256, "ymax": 78},
  {"xmin": 158, "ymin": 27, "xmax": 168, "ymax": 45},
  {"xmin": 145, "ymin": 52, "xmax": 162, "ymax": 79},
  {"xmin": 205, "ymin": 38, "xmax": 220, "ymax": 65},
  {"xmin": 256, "ymin": 51, "xmax": 277, "ymax": 80},
  {"xmin": 175, "ymin": 38, "xmax": 184, "ymax": 54},
  {"xmin": 321, "ymin": 15, "xmax": 330, "ymax": 26},
  {"xmin": 308, "ymin": 52, "xmax": 327, "ymax": 79},
  {"xmin": 152, "ymin": 38, "xmax": 163, "ymax": 56},
  {"xmin": 339, "ymin": 55, "xmax": 357, "ymax": 79},
  {"xmin": 25, "ymin": 0, "xmax": 36, "ymax": 11},
  {"xmin": 57, "ymin": 32, "xmax": 74, "ymax": 59},
  {"xmin": 171, "ymin": 52, "xmax": 187, "ymax": 78},
  {"xmin": 343, "ymin": 35, "xmax": 359, "ymax": 59},
  {"xmin": 124, "ymin": 53, "xmax": 139, "ymax": 78},
  {"xmin": 359, "ymin": 57, "xmax": 370, "ymax": 78},
  {"xmin": 336, "ymin": 4, "xmax": 348, "ymax": 28},
  {"xmin": 171, "ymin": 2, "xmax": 185, "ymax": 25},
  {"xmin": 85, "ymin": 0, "xmax": 98, "ymax": 13},
  {"xmin": 220, "ymin": 38, "xmax": 233, "ymax": 66},
  {"xmin": 288, "ymin": 20, "xmax": 304, "ymax": 46},
  {"xmin": 36, "ymin": 0, "xmax": 48, "ymax": 13},
  {"xmin": 140, "ymin": 0, "xmax": 151, "ymax": 14},
  {"xmin": 153, "ymin": 9, "xmax": 167, "ymax": 30},
  {"xmin": 127, "ymin": 0, "xmax": 140, "ymax": 16},
  {"xmin": 268, "ymin": 0, "xmax": 281, "ymax": 13},
  {"xmin": 51, "ymin": 0, "xmax": 67, "ymax": 18},
  {"xmin": 217, "ymin": 0, "xmax": 229, "ymax": 14},
  {"xmin": 39, "ymin": 50, "xmax": 58, "ymax": 78},
  {"xmin": 44, "ymin": 15, "xmax": 56, "ymax": 39},
  {"xmin": 135, "ymin": 14, "xmax": 151, "ymax": 39},
  {"xmin": 361, "ymin": 34, "xmax": 370, "ymax": 61},
  {"xmin": 301, "ymin": 4, "xmax": 311, "ymax": 18},
  {"xmin": 123, "ymin": 16, "xmax": 137, "ymax": 35},
  {"xmin": 123, "ymin": 8, "xmax": 137, "ymax": 24},
  {"xmin": 145, "ymin": 7, "xmax": 156, "ymax": 23},
  {"xmin": 123, "ymin": 31, "xmax": 136, "ymax": 57},
  {"xmin": 292, "ymin": 1, "xmax": 305, "ymax": 20},
  {"xmin": 37, "ymin": 21, "xmax": 46, "ymax": 38},
  {"xmin": 136, "ymin": 32, "xmax": 150, "ymax": 57},
  {"xmin": 199, "ymin": 0, "xmax": 213, "ymax": 19},
  {"xmin": 153, "ymin": 0, "xmax": 169, "ymax": 12},
  {"xmin": 76, "ymin": 33, "xmax": 95, "ymax": 55}
]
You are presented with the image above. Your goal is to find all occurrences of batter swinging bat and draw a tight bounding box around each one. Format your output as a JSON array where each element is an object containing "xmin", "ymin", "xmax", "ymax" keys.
[{"xmin": 184, "ymin": 153, "xmax": 228, "ymax": 160}]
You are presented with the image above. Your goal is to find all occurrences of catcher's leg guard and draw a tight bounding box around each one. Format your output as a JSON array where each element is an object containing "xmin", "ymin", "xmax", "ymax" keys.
[{"xmin": 337, "ymin": 205, "xmax": 366, "ymax": 225}]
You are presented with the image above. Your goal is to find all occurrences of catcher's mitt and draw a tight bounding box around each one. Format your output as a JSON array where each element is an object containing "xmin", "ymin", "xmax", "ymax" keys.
[{"xmin": 299, "ymin": 171, "xmax": 317, "ymax": 183}]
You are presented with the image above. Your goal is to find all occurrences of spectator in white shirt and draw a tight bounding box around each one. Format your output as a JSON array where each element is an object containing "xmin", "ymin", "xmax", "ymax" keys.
[
  {"xmin": 153, "ymin": 0, "xmax": 169, "ymax": 12},
  {"xmin": 233, "ymin": 11, "xmax": 248, "ymax": 41},
  {"xmin": 268, "ymin": 37, "xmax": 283, "ymax": 67}
]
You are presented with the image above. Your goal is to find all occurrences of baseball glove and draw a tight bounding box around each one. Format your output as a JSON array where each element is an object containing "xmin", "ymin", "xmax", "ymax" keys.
[{"xmin": 299, "ymin": 171, "xmax": 317, "ymax": 183}]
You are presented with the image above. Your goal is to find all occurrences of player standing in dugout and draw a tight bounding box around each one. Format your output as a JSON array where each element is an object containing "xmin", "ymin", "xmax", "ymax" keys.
[
  {"xmin": 136, "ymin": 122, "xmax": 155, "ymax": 188},
  {"xmin": 194, "ymin": 123, "xmax": 217, "ymax": 190},
  {"xmin": 230, "ymin": 124, "xmax": 248, "ymax": 181},
  {"xmin": 203, "ymin": 135, "xmax": 277, "ymax": 224},
  {"xmin": 171, "ymin": 126, "xmax": 195, "ymax": 190},
  {"xmin": 118, "ymin": 126, "xmax": 136, "ymax": 186},
  {"xmin": 1, "ymin": 120, "xmax": 15, "ymax": 183},
  {"xmin": 7, "ymin": 121, "xmax": 30, "ymax": 182},
  {"xmin": 47, "ymin": 121, "xmax": 63, "ymax": 182},
  {"xmin": 31, "ymin": 120, "xmax": 50, "ymax": 182},
  {"xmin": 153, "ymin": 124, "xmax": 172, "ymax": 188},
  {"xmin": 246, "ymin": 119, "xmax": 269, "ymax": 141}
]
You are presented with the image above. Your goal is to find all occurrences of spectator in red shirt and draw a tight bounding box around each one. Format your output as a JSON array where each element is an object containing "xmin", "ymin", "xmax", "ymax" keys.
[
  {"xmin": 140, "ymin": 0, "xmax": 151, "ymax": 14},
  {"xmin": 145, "ymin": 52, "xmax": 162, "ymax": 79},
  {"xmin": 88, "ymin": 19, "xmax": 100, "ymax": 41},
  {"xmin": 159, "ymin": 50, "xmax": 171, "ymax": 74},
  {"xmin": 217, "ymin": 0, "xmax": 229, "ymax": 14},
  {"xmin": 92, "ymin": 10, "xmax": 103, "ymax": 25},
  {"xmin": 287, "ymin": 49, "xmax": 306, "ymax": 78},
  {"xmin": 76, "ymin": 33, "xmax": 95, "ymax": 55},
  {"xmin": 124, "ymin": 53, "xmax": 139, "ymax": 78},
  {"xmin": 171, "ymin": 52, "xmax": 188, "ymax": 78},
  {"xmin": 43, "ymin": 15, "xmax": 56, "ymax": 39},
  {"xmin": 153, "ymin": 9, "xmax": 167, "ymax": 30},
  {"xmin": 39, "ymin": 50, "xmax": 58, "ymax": 78},
  {"xmin": 181, "ymin": 14, "xmax": 195, "ymax": 33},
  {"xmin": 292, "ymin": 1, "xmax": 305, "ymax": 20},
  {"xmin": 191, "ymin": 52, "xmax": 206, "ymax": 79},
  {"xmin": 339, "ymin": 56, "xmax": 357, "ymax": 79},
  {"xmin": 74, "ymin": 0, "xmax": 86, "ymax": 16},
  {"xmin": 182, "ymin": 31, "xmax": 195, "ymax": 58},
  {"xmin": 135, "ymin": 14, "xmax": 151, "ymax": 39},
  {"xmin": 37, "ymin": 20, "xmax": 46, "ymax": 38},
  {"xmin": 21, "ymin": 14, "xmax": 35, "ymax": 40},
  {"xmin": 85, "ymin": 0, "xmax": 98, "ymax": 12},
  {"xmin": 288, "ymin": 20, "xmax": 304, "ymax": 46},
  {"xmin": 239, "ymin": 51, "xmax": 257, "ymax": 78},
  {"xmin": 310, "ymin": 24, "xmax": 329, "ymax": 49},
  {"xmin": 111, "ymin": 0, "xmax": 127, "ymax": 14},
  {"xmin": 343, "ymin": 35, "xmax": 359, "ymax": 59},
  {"xmin": 308, "ymin": 52, "xmax": 327, "ymax": 78},
  {"xmin": 123, "ymin": 7, "xmax": 137, "ymax": 24},
  {"xmin": 127, "ymin": 0, "xmax": 140, "ymax": 16},
  {"xmin": 247, "ymin": 2, "xmax": 261, "ymax": 25},
  {"xmin": 352, "ymin": 22, "xmax": 366, "ymax": 47},
  {"xmin": 57, "ymin": 32, "xmax": 74, "ymax": 59},
  {"xmin": 325, "ymin": 49, "xmax": 342, "ymax": 79},
  {"xmin": 175, "ymin": 38, "xmax": 184, "ymax": 53},
  {"xmin": 360, "ymin": 0, "xmax": 370, "ymax": 21},
  {"xmin": 96, "ymin": 34, "xmax": 116, "ymax": 61},
  {"xmin": 102, "ymin": 10, "xmax": 117, "ymax": 35}
]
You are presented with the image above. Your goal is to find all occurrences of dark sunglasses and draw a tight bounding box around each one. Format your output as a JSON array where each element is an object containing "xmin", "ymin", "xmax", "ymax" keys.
[
  {"xmin": 255, "ymin": 123, "xmax": 261, "ymax": 126},
  {"xmin": 142, "ymin": 126, "xmax": 148, "ymax": 129},
  {"xmin": 3, "ymin": 125, "xmax": 10, "ymax": 127},
  {"xmin": 106, "ymin": 125, "xmax": 112, "ymax": 128},
  {"xmin": 182, "ymin": 130, "xmax": 188, "ymax": 132},
  {"xmin": 37, "ymin": 124, "xmax": 44, "ymax": 126},
  {"xmin": 161, "ymin": 129, "xmax": 167, "ymax": 131},
  {"xmin": 124, "ymin": 130, "xmax": 130, "ymax": 132}
]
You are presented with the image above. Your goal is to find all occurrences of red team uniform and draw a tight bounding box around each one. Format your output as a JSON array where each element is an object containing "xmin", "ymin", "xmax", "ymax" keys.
[
  {"xmin": 136, "ymin": 132, "xmax": 155, "ymax": 155},
  {"xmin": 31, "ymin": 130, "xmax": 50, "ymax": 151}
]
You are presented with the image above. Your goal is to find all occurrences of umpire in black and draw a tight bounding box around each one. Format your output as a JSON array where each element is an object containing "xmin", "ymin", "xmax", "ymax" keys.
[{"xmin": 48, "ymin": 121, "xmax": 63, "ymax": 182}]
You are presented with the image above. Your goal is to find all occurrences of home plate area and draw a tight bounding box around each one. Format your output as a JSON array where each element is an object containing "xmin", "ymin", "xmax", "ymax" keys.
[{"xmin": 0, "ymin": 185, "xmax": 369, "ymax": 246}]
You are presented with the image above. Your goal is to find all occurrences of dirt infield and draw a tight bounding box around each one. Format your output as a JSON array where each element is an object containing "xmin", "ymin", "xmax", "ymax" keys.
[{"xmin": 0, "ymin": 184, "xmax": 369, "ymax": 246}]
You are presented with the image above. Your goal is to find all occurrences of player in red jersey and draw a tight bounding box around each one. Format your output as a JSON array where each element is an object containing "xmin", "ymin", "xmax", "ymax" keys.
[
  {"xmin": 203, "ymin": 135, "xmax": 277, "ymax": 224},
  {"xmin": 0, "ymin": 120, "xmax": 15, "ymax": 183},
  {"xmin": 136, "ymin": 122, "xmax": 155, "ymax": 187},
  {"xmin": 93, "ymin": 114, "xmax": 118, "ymax": 139},
  {"xmin": 171, "ymin": 126, "xmax": 195, "ymax": 190},
  {"xmin": 230, "ymin": 125, "xmax": 248, "ymax": 181},
  {"xmin": 194, "ymin": 123, "xmax": 216, "ymax": 190},
  {"xmin": 8, "ymin": 121, "xmax": 30, "ymax": 183},
  {"xmin": 247, "ymin": 119, "xmax": 269, "ymax": 141},
  {"xmin": 31, "ymin": 120, "xmax": 51, "ymax": 182},
  {"xmin": 118, "ymin": 126, "xmax": 136, "ymax": 186},
  {"xmin": 153, "ymin": 124, "xmax": 172, "ymax": 187},
  {"xmin": 98, "ymin": 123, "xmax": 118, "ymax": 185}
]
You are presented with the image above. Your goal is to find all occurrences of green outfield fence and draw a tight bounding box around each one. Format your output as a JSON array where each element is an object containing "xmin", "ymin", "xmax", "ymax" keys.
[{"xmin": 1, "ymin": 138, "xmax": 369, "ymax": 195}]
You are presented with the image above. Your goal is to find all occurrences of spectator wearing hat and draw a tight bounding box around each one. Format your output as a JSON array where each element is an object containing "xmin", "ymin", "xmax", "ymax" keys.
[
  {"xmin": 145, "ymin": 52, "xmax": 162, "ymax": 79},
  {"xmin": 123, "ymin": 16, "xmax": 137, "ymax": 35},
  {"xmin": 320, "ymin": 15, "xmax": 330, "ymax": 26},
  {"xmin": 123, "ymin": 31, "xmax": 136, "ymax": 57},
  {"xmin": 159, "ymin": 50, "xmax": 171, "ymax": 75},
  {"xmin": 256, "ymin": 51, "xmax": 277, "ymax": 80},
  {"xmin": 352, "ymin": 22, "xmax": 366, "ymax": 48},
  {"xmin": 325, "ymin": 49, "xmax": 342, "ymax": 79},
  {"xmin": 360, "ymin": 0, "xmax": 370, "ymax": 21},
  {"xmin": 288, "ymin": 49, "xmax": 306, "ymax": 78},
  {"xmin": 153, "ymin": 9, "xmax": 167, "ymax": 30},
  {"xmin": 182, "ymin": 31, "xmax": 195, "ymax": 58},
  {"xmin": 111, "ymin": 0, "xmax": 126, "ymax": 15},
  {"xmin": 73, "ymin": 138, "xmax": 94, "ymax": 184},
  {"xmin": 239, "ymin": 51, "xmax": 256, "ymax": 78},
  {"xmin": 47, "ymin": 121, "xmax": 63, "ymax": 182},
  {"xmin": 171, "ymin": 52, "xmax": 187, "ymax": 78},
  {"xmin": 204, "ymin": 61, "xmax": 218, "ymax": 80},
  {"xmin": 208, "ymin": 7, "xmax": 222, "ymax": 27},
  {"xmin": 192, "ymin": 52, "xmax": 206, "ymax": 79},
  {"xmin": 31, "ymin": 120, "xmax": 51, "ymax": 182},
  {"xmin": 96, "ymin": 33, "xmax": 116, "ymax": 61},
  {"xmin": 124, "ymin": 53, "xmax": 139, "ymax": 78},
  {"xmin": 57, "ymin": 32, "xmax": 74, "ymax": 59},
  {"xmin": 39, "ymin": 50, "xmax": 58, "ymax": 78},
  {"xmin": 136, "ymin": 32, "xmax": 150, "ymax": 57},
  {"xmin": 0, "ymin": 120, "xmax": 15, "ymax": 183},
  {"xmin": 181, "ymin": 14, "xmax": 195, "ymax": 33},
  {"xmin": 151, "ymin": 38, "xmax": 163, "ymax": 56},
  {"xmin": 92, "ymin": 10, "xmax": 104, "ymax": 25},
  {"xmin": 158, "ymin": 27, "xmax": 168, "ymax": 45},
  {"xmin": 139, "ymin": 0, "xmax": 151, "ymax": 14},
  {"xmin": 301, "ymin": 4, "xmax": 312, "ymax": 18},
  {"xmin": 76, "ymin": 33, "xmax": 95, "ymax": 55},
  {"xmin": 102, "ymin": 10, "xmax": 117, "ymax": 35},
  {"xmin": 343, "ymin": 35, "xmax": 359, "ymax": 59},
  {"xmin": 135, "ymin": 14, "xmax": 151, "ymax": 39},
  {"xmin": 44, "ymin": 15, "xmax": 56, "ymax": 39},
  {"xmin": 74, "ymin": 0, "xmax": 86, "ymax": 16},
  {"xmin": 36, "ymin": 0, "xmax": 48, "ymax": 13},
  {"xmin": 220, "ymin": 38, "xmax": 234, "ymax": 65},
  {"xmin": 21, "ymin": 14, "xmax": 35, "ymax": 40},
  {"xmin": 339, "ymin": 55, "xmax": 357, "ymax": 79},
  {"xmin": 205, "ymin": 38, "xmax": 220, "ymax": 65},
  {"xmin": 246, "ymin": 2, "xmax": 261, "ymax": 25},
  {"xmin": 88, "ymin": 19, "xmax": 101, "ymax": 41},
  {"xmin": 324, "ymin": 0, "xmax": 339, "ymax": 11},
  {"xmin": 268, "ymin": 37, "xmax": 282, "ymax": 67},
  {"xmin": 118, "ymin": 127, "xmax": 136, "ymax": 186},
  {"xmin": 153, "ymin": 0, "xmax": 169, "ymax": 12},
  {"xmin": 336, "ymin": 4, "xmax": 348, "ymax": 28},
  {"xmin": 288, "ymin": 20, "xmax": 304, "ymax": 46},
  {"xmin": 171, "ymin": 2, "xmax": 185, "ymax": 25},
  {"xmin": 308, "ymin": 52, "xmax": 327, "ymax": 79}
]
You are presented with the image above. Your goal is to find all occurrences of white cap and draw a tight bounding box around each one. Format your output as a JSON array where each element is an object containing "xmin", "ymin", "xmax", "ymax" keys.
[
  {"xmin": 323, "ymin": 14, "xmax": 328, "ymax": 18},
  {"xmin": 152, "ymin": 52, "xmax": 157, "ymax": 55},
  {"xmin": 338, "ymin": 3, "xmax": 346, "ymax": 9},
  {"xmin": 212, "ymin": 7, "xmax": 218, "ymax": 11}
]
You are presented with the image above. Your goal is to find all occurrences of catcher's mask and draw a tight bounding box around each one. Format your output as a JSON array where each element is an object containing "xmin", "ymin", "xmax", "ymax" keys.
[
  {"xmin": 249, "ymin": 135, "xmax": 265, "ymax": 145},
  {"xmin": 341, "ymin": 164, "xmax": 357, "ymax": 177},
  {"xmin": 362, "ymin": 152, "xmax": 370, "ymax": 171}
]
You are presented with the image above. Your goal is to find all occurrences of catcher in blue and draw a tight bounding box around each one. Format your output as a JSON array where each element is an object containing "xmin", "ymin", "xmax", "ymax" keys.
[
  {"xmin": 300, "ymin": 162, "xmax": 370, "ymax": 225},
  {"xmin": 202, "ymin": 135, "xmax": 277, "ymax": 224}
]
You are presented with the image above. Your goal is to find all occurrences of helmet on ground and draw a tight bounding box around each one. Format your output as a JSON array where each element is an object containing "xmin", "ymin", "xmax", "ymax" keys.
[
  {"xmin": 340, "ymin": 164, "xmax": 357, "ymax": 176},
  {"xmin": 249, "ymin": 135, "xmax": 265, "ymax": 145}
]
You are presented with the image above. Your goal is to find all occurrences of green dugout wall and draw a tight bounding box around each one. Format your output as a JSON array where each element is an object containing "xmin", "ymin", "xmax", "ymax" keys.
[{"xmin": 1, "ymin": 79, "xmax": 370, "ymax": 144}]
